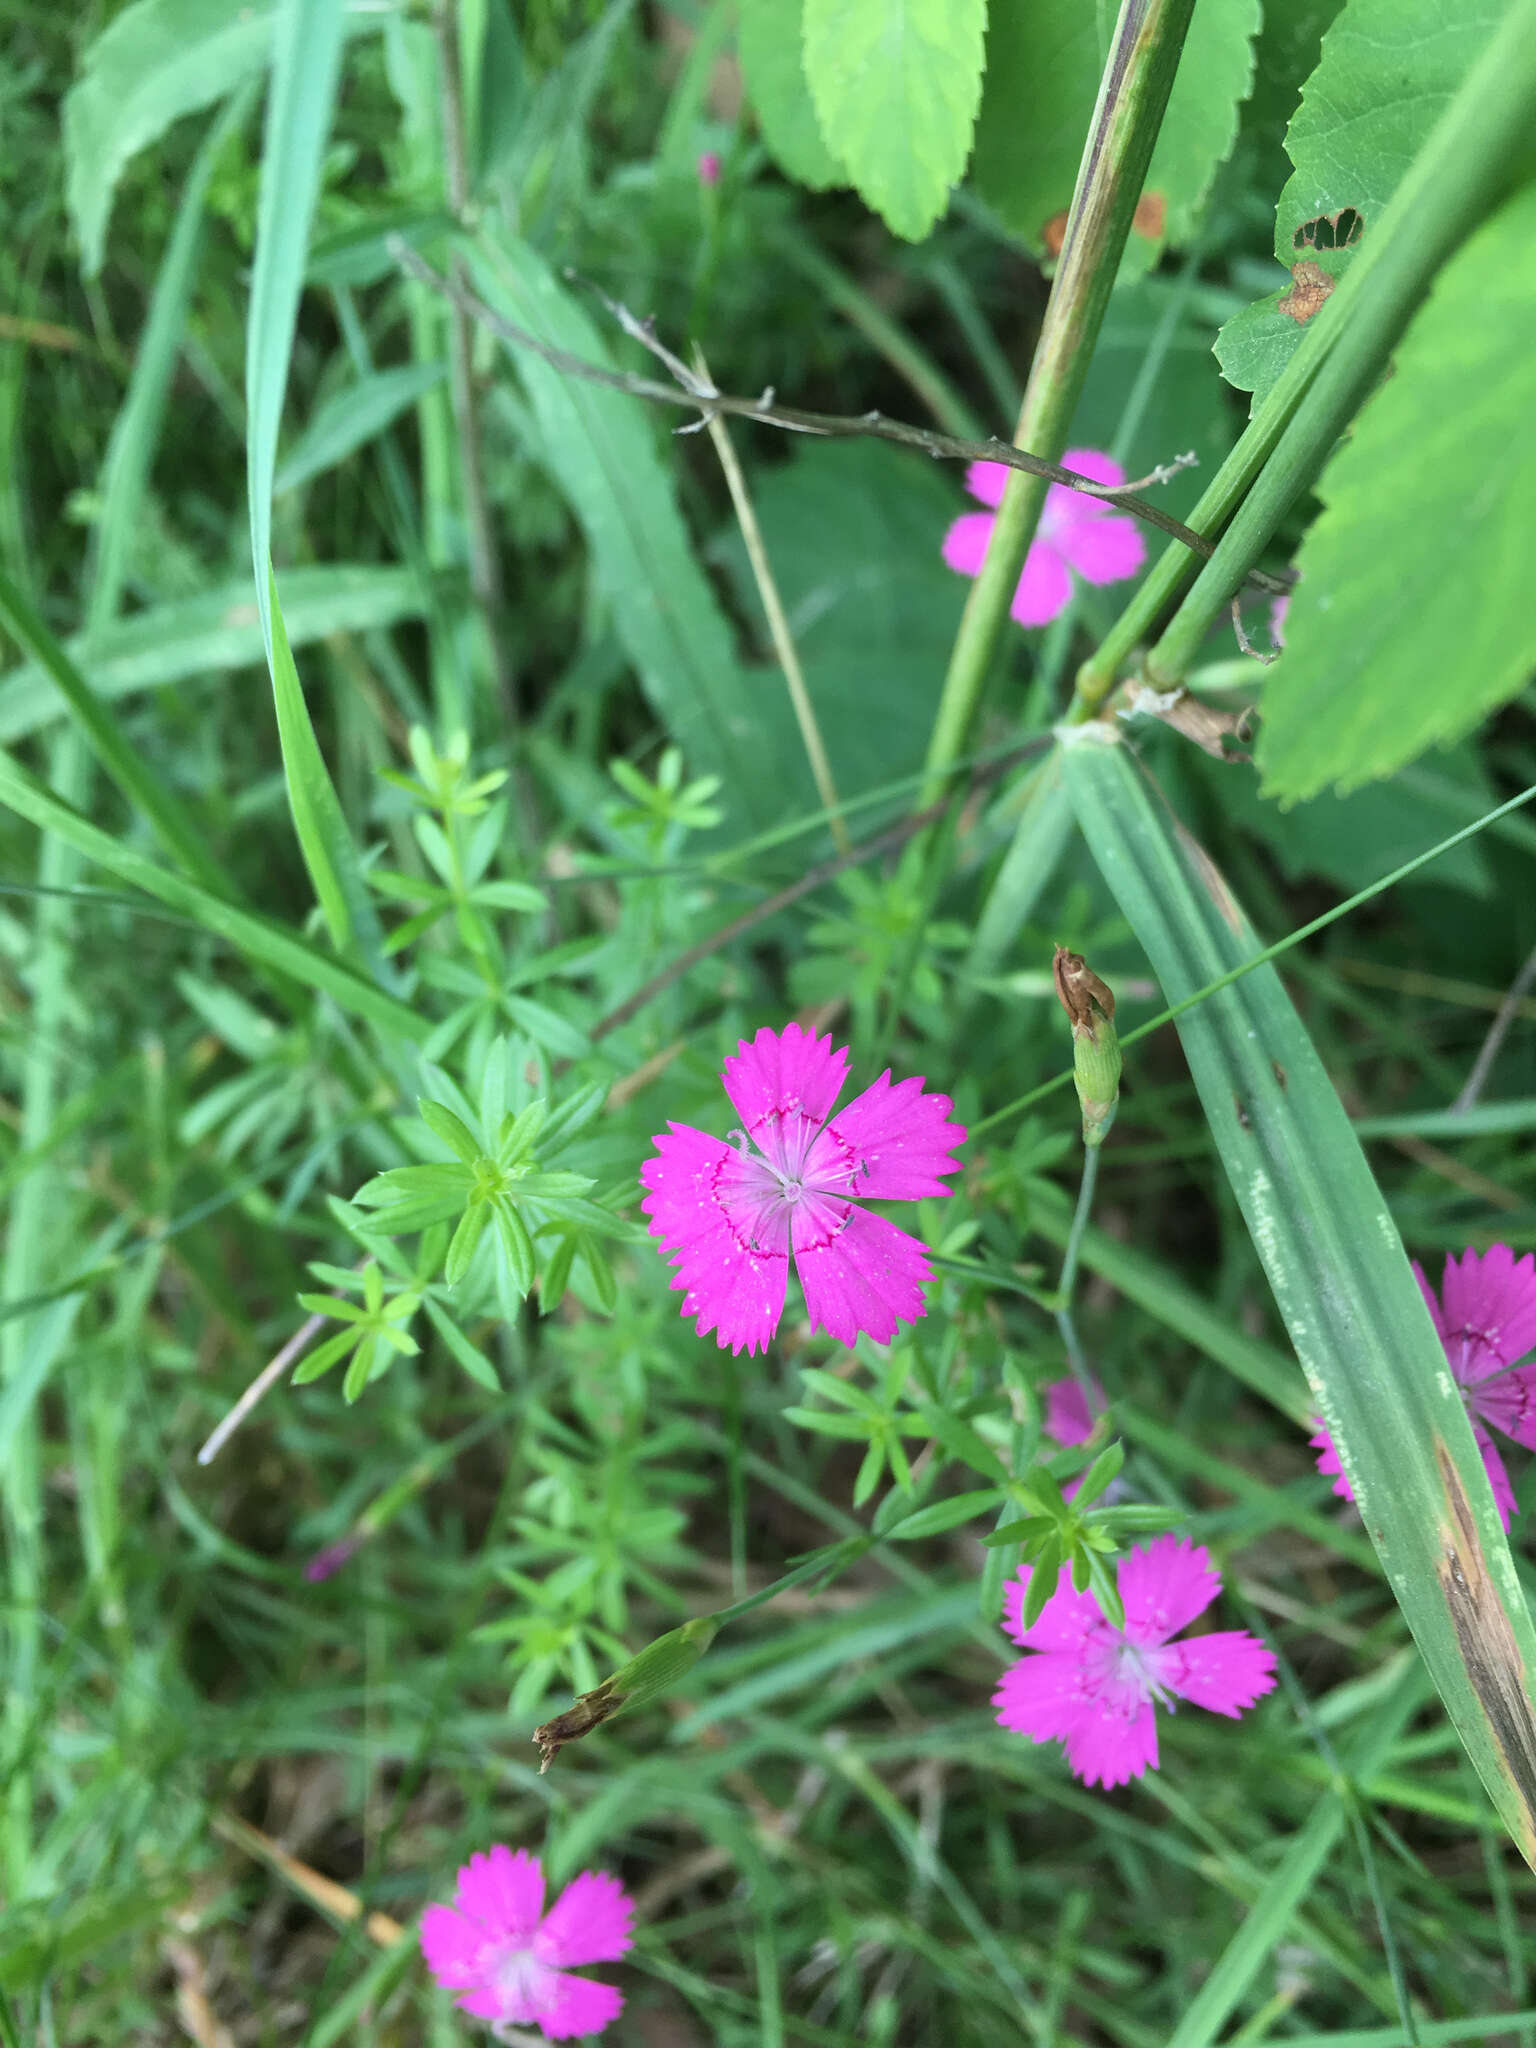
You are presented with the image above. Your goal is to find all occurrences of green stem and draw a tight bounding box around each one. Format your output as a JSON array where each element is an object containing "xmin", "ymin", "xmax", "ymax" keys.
[
  {"xmin": 917, "ymin": 0, "xmax": 1199, "ymax": 805},
  {"xmin": 1073, "ymin": 0, "xmax": 1536, "ymax": 707},
  {"xmin": 1056, "ymin": 1144, "xmax": 1102, "ymax": 1410}
]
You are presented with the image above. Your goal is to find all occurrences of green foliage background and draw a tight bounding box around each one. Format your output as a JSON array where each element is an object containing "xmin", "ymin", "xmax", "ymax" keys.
[{"xmin": 4, "ymin": 0, "xmax": 1536, "ymax": 2041}]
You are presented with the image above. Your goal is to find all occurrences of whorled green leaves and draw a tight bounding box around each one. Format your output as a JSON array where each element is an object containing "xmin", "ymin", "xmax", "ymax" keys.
[
  {"xmin": 1216, "ymin": 0, "xmax": 1506, "ymax": 402},
  {"xmin": 1257, "ymin": 183, "xmax": 1536, "ymax": 801},
  {"xmin": 802, "ymin": 0, "xmax": 986, "ymax": 241}
]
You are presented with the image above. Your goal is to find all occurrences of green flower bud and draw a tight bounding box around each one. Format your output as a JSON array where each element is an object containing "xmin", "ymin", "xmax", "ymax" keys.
[
  {"xmin": 532, "ymin": 1615, "xmax": 720, "ymax": 1771},
  {"xmin": 1053, "ymin": 946, "xmax": 1121, "ymax": 1148}
]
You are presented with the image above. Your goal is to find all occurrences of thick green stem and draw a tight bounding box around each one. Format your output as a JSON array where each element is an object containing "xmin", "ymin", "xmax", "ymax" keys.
[
  {"xmin": 1073, "ymin": 0, "xmax": 1536, "ymax": 708},
  {"xmin": 917, "ymin": 0, "xmax": 1198, "ymax": 806}
]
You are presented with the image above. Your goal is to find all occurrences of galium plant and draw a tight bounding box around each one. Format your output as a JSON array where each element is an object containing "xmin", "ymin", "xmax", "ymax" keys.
[{"xmin": 6, "ymin": 0, "xmax": 1536, "ymax": 2041}]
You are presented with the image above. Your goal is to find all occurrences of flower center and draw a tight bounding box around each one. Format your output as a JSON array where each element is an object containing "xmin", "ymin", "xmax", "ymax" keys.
[{"xmin": 490, "ymin": 1941, "xmax": 558, "ymax": 2025}]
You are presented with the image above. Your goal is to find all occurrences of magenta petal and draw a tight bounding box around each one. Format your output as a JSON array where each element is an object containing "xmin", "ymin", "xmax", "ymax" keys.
[
  {"xmin": 1471, "ymin": 1361, "xmax": 1536, "ymax": 1451},
  {"xmin": 1044, "ymin": 1375, "xmax": 1101, "ymax": 1448},
  {"xmin": 1002, "ymin": 1568, "xmax": 1103, "ymax": 1652},
  {"xmin": 816, "ymin": 1070, "xmax": 965, "ymax": 1200},
  {"xmin": 455, "ymin": 1844, "xmax": 544, "ymax": 1939},
  {"xmin": 1060, "ymin": 448, "xmax": 1127, "ymax": 490},
  {"xmin": 419, "ymin": 1903, "xmax": 483, "ymax": 1989},
  {"xmin": 1010, "ymin": 541, "xmax": 1072, "ymax": 627},
  {"xmin": 1310, "ymin": 1424, "xmax": 1357, "ymax": 1504},
  {"xmin": 536, "ymin": 1871, "xmax": 634, "ymax": 1969},
  {"xmin": 1057, "ymin": 504, "xmax": 1145, "ymax": 586},
  {"xmin": 1063, "ymin": 1699, "xmax": 1161, "ymax": 1789},
  {"xmin": 1162, "ymin": 1629, "xmax": 1277, "ymax": 1717},
  {"xmin": 1116, "ymin": 1535, "xmax": 1220, "ymax": 1645},
  {"xmin": 642, "ymin": 1123, "xmax": 789, "ymax": 1355},
  {"xmin": 942, "ymin": 509, "xmax": 997, "ymax": 579},
  {"xmin": 791, "ymin": 1200, "xmax": 932, "ymax": 1348},
  {"xmin": 536, "ymin": 1973, "xmax": 625, "ymax": 2041},
  {"xmin": 1474, "ymin": 1422, "xmax": 1517, "ymax": 1529},
  {"xmin": 992, "ymin": 1650, "xmax": 1085, "ymax": 1743},
  {"xmin": 1444, "ymin": 1244, "xmax": 1536, "ymax": 1364},
  {"xmin": 721, "ymin": 1023, "xmax": 848, "ymax": 1140},
  {"xmin": 965, "ymin": 458, "xmax": 1010, "ymax": 508}
]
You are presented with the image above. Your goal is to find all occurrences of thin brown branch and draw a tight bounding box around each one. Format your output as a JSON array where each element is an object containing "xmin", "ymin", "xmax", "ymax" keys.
[{"xmin": 388, "ymin": 239, "xmax": 1292, "ymax": 598}]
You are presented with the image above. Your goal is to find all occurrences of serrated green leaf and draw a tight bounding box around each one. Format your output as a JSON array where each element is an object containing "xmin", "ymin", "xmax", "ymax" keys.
[
  {"xmin": 274, "ymin": 361, "xmax": 447, "ymax": 496},
  {"xmin": 971, "ymin": 0, "xmax": 1259, "ymax": 263},
  {"xmin": 803, "ymin": 0, "xmax": 985, "ymax": 242},
  {"xmin": 1257, "ymin": 186, "xmax": 1536, "ymax": 801},
  {"xmin": 738, "ymin": 0, "xmax": 844, "ymax": 189},
  {"xmin": 1060, "ymin": 724, "xmax": 1536, "ymax": 1866},
  {"xmin": 1216, "ymin": 0, "xmax": 1505, "ymax": 400}
]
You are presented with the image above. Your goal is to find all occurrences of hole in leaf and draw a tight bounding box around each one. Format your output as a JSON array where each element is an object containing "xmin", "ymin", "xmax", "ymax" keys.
[{"xmin": 1292, "ymin": 206, "xmax": 1363, "ymax": 251}]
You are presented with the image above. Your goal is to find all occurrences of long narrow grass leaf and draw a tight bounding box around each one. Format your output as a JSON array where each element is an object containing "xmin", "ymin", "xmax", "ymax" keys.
[{"xmin": 1060, "ymin": 722, "xmax": 1536, "ymax": 1867}]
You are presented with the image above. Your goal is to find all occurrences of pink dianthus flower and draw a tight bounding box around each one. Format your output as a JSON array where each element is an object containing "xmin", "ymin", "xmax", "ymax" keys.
[
  {"xmin": 993, "ymin": 1535, "xmax": 1276, "ymax": 1789},
  {"xmin": 941, "ymin": 451, "xmax": 1145, "ymax": 627},
  {"xmin": 420, "ymin": 1845, "xmax": 633, "ymax": 2041},
  {"xmin": 1312, "ymin": 1245, "xmax": 1536, "ymax": 1528},
  {"xmin": 640, "ymin": 1023, "xmax": 965, "ymax": 1356}
]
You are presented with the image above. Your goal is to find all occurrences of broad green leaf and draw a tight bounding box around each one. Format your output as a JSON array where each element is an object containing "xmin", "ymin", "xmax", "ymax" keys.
[
  {"xmin": 1257, "ymin": 185, "xmax": 1536, "ymax": 801},
  {"xmin": 247, "ymin": 0, "xmax": 391, "ymax": 972},
  {"xmin": 714, "ymin": 440, "xmax": 964, "ymax": 807},
  {"xmin": 738, "ymin": 0, "xmax": 844, "ymax": 190},
  {"xmin": 466, "ymin": 232, "xmax": 788, "ymax": 825},
  {"xmin": 0, "ymin": 567, "xmax": 427, "ymax": 744},
  {"xmin": 971, "ymin": 0, "xmax": 1259, "ymax": 264},
  {"xmin": 1215, "ymin": 0, "xmax": 1505, "ymax": 401},
  {"xmin": 802, "ymin": 0, "xmax": 985, "ymax": 242},
  {"xmin": 274, "ymin": 362, "xmax": 447, "ymax": 496},
  {"xmin": 1060, "ymin": 723, "xmax": 1536, "ymax": 1867},
  {"xmin": 64, "ymin": 0, "xmax": 275, "ymax": 277}
]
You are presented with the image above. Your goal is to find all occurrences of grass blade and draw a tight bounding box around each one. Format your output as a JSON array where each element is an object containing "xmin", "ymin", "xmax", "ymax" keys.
[
  {"xmin": 246, "ymin": 0, "xmax": 389, "ymax": 972},
  {"xmin": 1060, "ymin": 722, "xmax": 1536, "ymax": 1867}
]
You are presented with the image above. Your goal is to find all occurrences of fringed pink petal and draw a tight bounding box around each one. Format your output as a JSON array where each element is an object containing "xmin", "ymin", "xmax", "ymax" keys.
[
  {"xmin": 1310, "ymin": 1424, "xmax": 1357, "ymax": 1504},
  {"xmin": 1062, "ymin": 1697, "xmax": 1160, "ymax": 1789},
  {"xmin": 1441, "ymin": 1245, "xmax": 1536, "ymax": 1365},
  {"xmin": 1474, "ymin": 1422, "xmax": 1517, "ymax": 1529},
  {"xmin": 720, "ymin": 1023, "xmax": 848, "ymax": 1149},
  {"xmin": 1116, "ymin": 1535, "xmax": 1220, "ymax": 1646},
  {"xmin": 1009, "ymin": 541, "xmax": 1072, "ymax": 627},
  {"xmin": 419, "ymin": 1903, "xmax": 485, "ymax": 1988},
  {"xmin": 941, "ymin": 508, "xmax": 998, "ymax": 579},
  {"xmin": 642, "ymin": 1123, "xmax": 790, "ymax": 1354},
  {"xmin": 1470, "ymin": 1362, "xmax": 1536, "ymax": 1452},
  {"xmin": 1161, "ymin": 1629, "xmax": 1277, "ymax": 1718},
  {"xmin": 535, "ymin": 1973, "xmax": 625, "ymax": 2041},
  {"xmin": 454, "ymin": 1843, "xmax": 544, "ymax": 1941},
  {"xmin": 535, "ymin": 1871, "xmax": 634, "ymax": 1969},
  {"xmin": 790, "ymin": 1199, "xmax": 933, "ymax": 1348},
  {"xmin": 812, "ymin": 1069, "xmax": 966, "ymax": 1200},
  {"xmin": 964, "ymin": 458, "xmax": 1010, "ymax": 508},
  {"xmin": 992, "ymin": 1650, "xmax": 1085, "ymax": 1743},
  {"xmin": 1002, "ymin": 1567, "xmax": 1104, "ymax": 1652}
]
